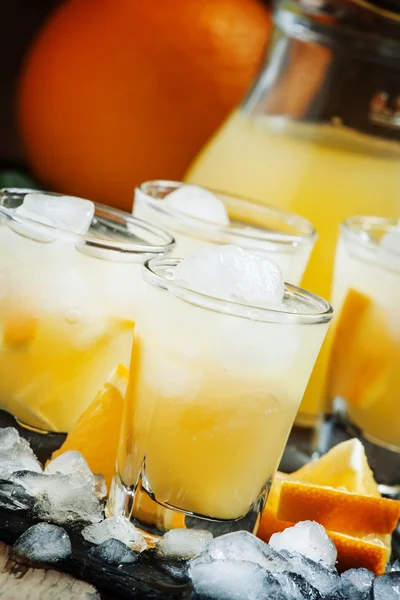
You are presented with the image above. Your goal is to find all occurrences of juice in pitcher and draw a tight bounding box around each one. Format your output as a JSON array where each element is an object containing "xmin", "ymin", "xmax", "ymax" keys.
[{"xmin": 186, "ymin": 0, "xmax": 400, "ymax": 426}]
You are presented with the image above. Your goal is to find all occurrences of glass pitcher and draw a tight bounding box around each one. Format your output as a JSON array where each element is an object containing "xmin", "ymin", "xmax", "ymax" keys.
[
  {"xmin": 187, "ymin": 0, "xmax": 400, "ymax": 300},
  {"xmin": 186, "ymin": 0, "xmax": 400, "ymax": 431}
]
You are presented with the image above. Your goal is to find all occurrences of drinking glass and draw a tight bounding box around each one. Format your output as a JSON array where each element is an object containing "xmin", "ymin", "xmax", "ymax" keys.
[
  {"xmin": 108, "ymin": 257, "xmax": 332, "ymax": 539},
  {"xmin": 134, "ymin": 180, "xmax": 316, "ymax": 285},
  {"xmin": 321, "ymin": 216, "xmax": 400, "ymax": 492},
  {"xmin": 0, "ymin": 188, "xmax": 174, "ymax": 435}
]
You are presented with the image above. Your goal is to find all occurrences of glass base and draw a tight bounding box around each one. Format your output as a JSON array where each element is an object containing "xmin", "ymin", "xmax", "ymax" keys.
[
  {"xmin": 317, "ymin": 411, "xmax": 400, "ymax": 497},
  {"xmin": 107, "ymin": 471, "xmax": 271, "ymax": 542}
]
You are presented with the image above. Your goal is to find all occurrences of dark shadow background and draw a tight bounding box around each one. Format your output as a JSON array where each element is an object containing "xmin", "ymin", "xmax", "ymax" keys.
[{"xmin": 0, "ymin": 1, "xmax": 62, "ymax": 167}]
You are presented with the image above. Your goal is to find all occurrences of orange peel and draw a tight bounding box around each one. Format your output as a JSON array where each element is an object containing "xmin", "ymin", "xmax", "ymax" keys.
[
  {"xmin": 277, "ymin": 480, "xmax": 400, "ymax": 536},
  {"xmin": 257, "ymin": 440, "xmax": 397, "ymax": 575}
]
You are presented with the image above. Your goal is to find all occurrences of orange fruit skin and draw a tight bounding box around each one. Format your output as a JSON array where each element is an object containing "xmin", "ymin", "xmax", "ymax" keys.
[
  {"xmin": 277, "ymin": 481, "xmax": 400, "ymax": 537},
  {"xmin": 18, "ymin": 0, "xmax": 271, "ymax": 212}
]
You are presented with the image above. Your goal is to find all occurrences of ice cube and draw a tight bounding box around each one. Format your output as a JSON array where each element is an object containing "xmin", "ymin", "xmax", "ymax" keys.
[
  {"xmin": 11, "ymin": 470, "xmax": 103, "ymax": 525},
  {"xmin": 165, "ymin": 185, "xmax": 230, "ymax": 226},
  {"xmin": 379, "ymin": 231, "xmax": 400, "ymax": 270},
  {"xmin": 339, "ymin": 568, "xmax": 374, "ymax": 600},
  {"xmin": 373, "ymin": 572, "xmax": 400, "ymax": 599},
  {"xmin": 190, "ymin": 530, "xmax": 340, "ymax": 598},
  {"xmin": 0, "ymin": 452, "xmax": 42, "ymax": 480},
  {"xmin": 189, "ymin": 559, "xmax": 279, "ymax": 600},
  {"xmin": 190, "ymin": 531, "xmax": 287, "ymax": 573},
  {"xmin": 275, "ymin": 571, "xmax": 321, "ymax": 600},
  {"xmin": 174, "ymin": 245, "xmax": 284, "ymax": 308},
  {"xmin": 81, "ymin": 516, "xmax": 146, "ymax": 552},
  {"xmin": 0, "ymin": 480, "xmax": 35, "ymax": 511},
  {"xmin": 155, "ymin": 529, "xmax": 213, "ymax": 560},
  {"xmin": 94, "ymin": 474, "xmax": 107, "ymax": 500},
  {"xmin": 381, "ymin": 231, "xmax": 400, "ymax": 254},
  {"xmin": 145, "ymin": 349, "xmax": 202, "ymax": 401},
  {"xmin": 0, "ymin": 427, "xmax": 21, "ymax": 451},
  {"xmin": 10, "ymin": 471, "xmax": 53, "ymax": 495},
  {"xmin": 88, "ymin": 538, "xmax": 138, "ymax": 565},
  {"xmin": 280, "ymin": 550, "xmax": 340, "ymax": 597},
  {"xmin": 0, "ymin": 428, "xmax": 42, "ymax": 480},
  {"xmin": 270, "ymin": 521, "xmax": 337, "ymax": 568},
  {"xmin": 13, "ymin": 523, "xmax": 71, "ymax": 563},
  {"xmin": 45, "ymin": 450, "xmax": 96, "ymax": 491},
  {"xmin": 16, "ymin": 193, "xmax": 94, "ymax": 235}
]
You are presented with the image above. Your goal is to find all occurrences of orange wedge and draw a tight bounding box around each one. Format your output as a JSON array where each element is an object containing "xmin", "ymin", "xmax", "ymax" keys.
[
  {"xmin": 51, "ymin": 363, "xmax": 129, "ymax": 489},
  {"xmin": 328, "ymin": 288, "xmax": 395, "ymax": 410},
  {"xmin": 257, "ymin": 440, "xmax": 397, "ymax": 575},
  {"xmin": 327, "ymin": 289, "xmax": 371, "ymax": 405},
  {"xmin": 291, "ymin": 438, "xmax": 380, "ymax": 496},
  {"xmin": 277, "ymin": 481, "xmax": 400, "ymax": 536}
]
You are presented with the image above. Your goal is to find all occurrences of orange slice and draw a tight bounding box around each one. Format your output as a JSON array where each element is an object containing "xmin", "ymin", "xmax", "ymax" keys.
[
  {"xmin": 327, "ymin": 289, "xmax": 371, "ymax": 403},
  {"xmin": 257, "ymin": 440, "xmax": 395, "ymax": 575},
  {"xmin": 328, "ymin": 288, "xmax": 395, "ymax": 409},
  {"xmin": 51, "ymin": 363, "xmax": 129, "ymax": 489},
  {"xmin": 292, "ymin": 438, "xmax": 380, "ymax": 496},
  {"xmin": 277, "ymin": 481, "xmax": 400, "ymax": 536}
]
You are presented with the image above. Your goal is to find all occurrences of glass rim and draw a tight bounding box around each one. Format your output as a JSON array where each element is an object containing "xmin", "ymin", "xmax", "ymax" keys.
[
  {"xmin": 0, "ymin": 188, "xmax": 175, "ymax": 256},
  {"xmin": 341, "ymin": 216, "xmax": 400, "ymax": 261},
  {"xmin": 143, "ymin": 257, "xmax": 333, "ymax": 325},
  {"xmin": 136, "ymin": 180, "xmax": 317, "ymax": 252}
]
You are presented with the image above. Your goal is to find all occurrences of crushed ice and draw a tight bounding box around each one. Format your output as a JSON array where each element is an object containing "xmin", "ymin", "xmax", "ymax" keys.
[
  {"xmin": 11, "ymin": 469, "xmax": 103, "ymax": 525},
  {"xmin": 270, "ymin": 520, "xmax": 337, "ymax": 568},
  {"xmin": 154, "ymin": 528, "xmax": 213, "ymax": 560},
  {"xmin": 190, "ymin": 530, "xmax": 340, "ymax": 600},
  {"xmin": 0, "ymin": 428, "xmax": 42, "ymax": 480},
  {"xmin": 45, "ymin": 450, "xmax": 97, "ymax": 492},
  {"xmin": 82, "ymin": 516, "xmax": 146, "ymax": 552},
  {"xmin": 3, "ymin": 430, "xmax": 400, "ymax": 599}
]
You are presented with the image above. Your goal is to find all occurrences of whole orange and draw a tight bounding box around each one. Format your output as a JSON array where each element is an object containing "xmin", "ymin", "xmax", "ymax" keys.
[{"xmin": 18, "ymin": 0, "xmax": 271, "ymax": 212}]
